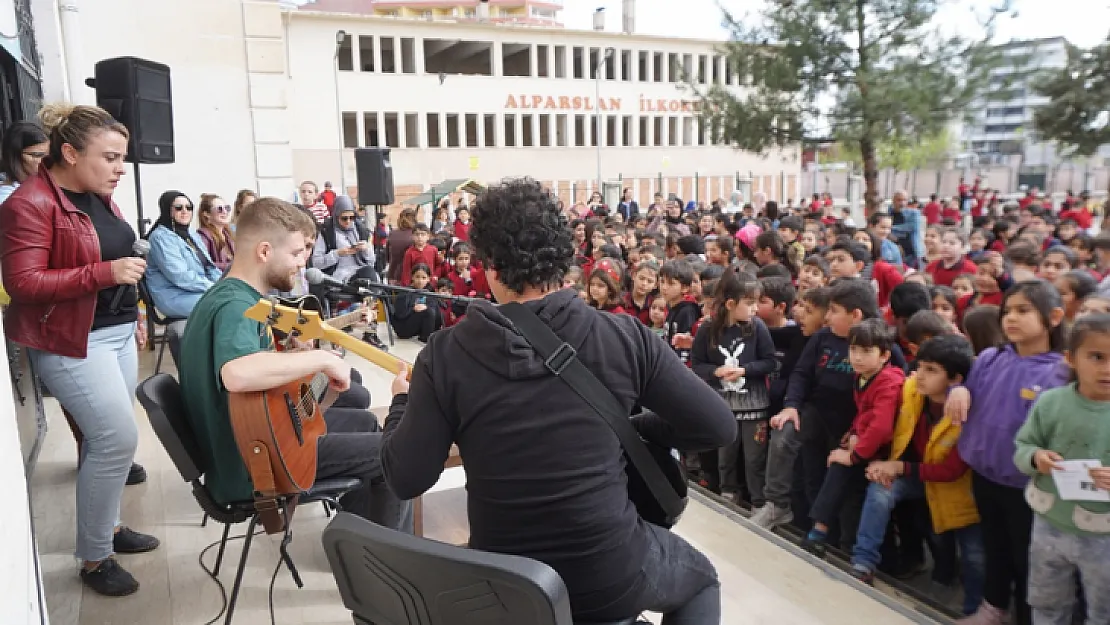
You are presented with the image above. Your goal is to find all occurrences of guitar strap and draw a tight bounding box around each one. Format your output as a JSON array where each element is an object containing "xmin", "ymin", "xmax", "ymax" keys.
[
  {"xmin": 245, "ymin": 439, "xmax": 286, "ymax": 534},
  {"xmin": 499, "ymin": 303, "xmax": 685, "ymax": 523}
]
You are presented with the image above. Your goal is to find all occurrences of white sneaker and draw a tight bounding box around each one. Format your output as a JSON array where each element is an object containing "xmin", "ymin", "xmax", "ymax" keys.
[
  {"xmin": 955, "ymin": 602, "xmax": 1007, "ymax": 625},
  {"xmin": 749, "ymin": 503, "xmax": 793, "ymax": 529}
]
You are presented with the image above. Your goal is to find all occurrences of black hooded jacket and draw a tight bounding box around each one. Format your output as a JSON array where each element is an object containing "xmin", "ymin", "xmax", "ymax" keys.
[{"xmin": 381, "ymin": 288, "xmax": 735, "ymax": 608}]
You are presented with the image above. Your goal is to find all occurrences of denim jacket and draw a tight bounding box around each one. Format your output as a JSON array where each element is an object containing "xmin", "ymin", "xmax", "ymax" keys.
[{"xmin": 146, "ymin": 225, "xmax": 223, "ymax": 318}]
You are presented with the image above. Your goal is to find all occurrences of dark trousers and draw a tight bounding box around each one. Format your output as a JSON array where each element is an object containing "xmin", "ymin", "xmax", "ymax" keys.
[
  {"xmin": 316, "ymin": 407, "xmax": 413, "ymax": 533},
  {"xmin": 763, "ymin": 419, "xmax": 802, "ymax": 508},
  {"xmin": 973, "ymin": 472, "xmax": 1033, "ymax": 625},
  {"xmin": 392, "ymin": 306, "xmax": 442, "ymax": 342},
  {"xmin": 333, "ymin": 368, "xmax": 371, "ymax": 410},
  {"xmin": 576, "ymin": 523, "xmax": 720, "ymax": 624},
  {"xmin": 719, "ymin": 418, "xmax": 769, "ymax": 506}
]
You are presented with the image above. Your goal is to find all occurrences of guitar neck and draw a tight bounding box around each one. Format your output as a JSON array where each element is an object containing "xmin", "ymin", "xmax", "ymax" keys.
[
  {"xmin": 325, "ymin": 307, "xmax": 366, "ymax": 331},
  {"xmin": 319, "ymin": 325, "xmax": 412, "ymax": 379}
]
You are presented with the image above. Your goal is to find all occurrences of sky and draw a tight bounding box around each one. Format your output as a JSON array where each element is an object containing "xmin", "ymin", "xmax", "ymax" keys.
[{"xmin": 561, "ymin": 0, "xmax": 1110, "ymax": 48}]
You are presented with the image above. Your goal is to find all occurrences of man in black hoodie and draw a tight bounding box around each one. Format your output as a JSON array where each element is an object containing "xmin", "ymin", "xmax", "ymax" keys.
[{"xmin": 381, "ymin": 178, "xmax": 737, "ymax": 624}]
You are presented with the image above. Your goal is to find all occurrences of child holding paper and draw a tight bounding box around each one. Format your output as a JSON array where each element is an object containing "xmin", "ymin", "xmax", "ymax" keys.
[{"xmin": 1014, "ymin": 314, "xmax": 1110, "ymax": 625}]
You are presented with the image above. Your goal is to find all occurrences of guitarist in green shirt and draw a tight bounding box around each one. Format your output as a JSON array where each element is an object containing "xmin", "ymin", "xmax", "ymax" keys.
[{"xmin": 178, "ymin": 196, "xmax": 411, "ymax": 530}]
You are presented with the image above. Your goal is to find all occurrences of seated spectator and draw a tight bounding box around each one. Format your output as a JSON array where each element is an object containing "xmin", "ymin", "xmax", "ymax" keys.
[
  {"xmin": 195, "ymin": 193, "xmax": 234, "ymax": 272},
  {"xmin": 146, "ymin": 190, "xmax": 223, "ymax": 318},
  {"xmin": 0, "ymin": 120, "xmax": 48, "ymax": 204},
  {"xmin": 312, "ymin": 195, "xmax": 378, "ymax": 283}
]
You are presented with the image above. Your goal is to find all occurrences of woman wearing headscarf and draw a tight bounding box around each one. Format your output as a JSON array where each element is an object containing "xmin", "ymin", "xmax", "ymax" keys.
[
  {"xmin": 312, "ymin": 194, "xmax": 378, "ymax": 283},
  {"xmin": 145, "ymin": 190, "xmax": 224, "ymax": 318}
]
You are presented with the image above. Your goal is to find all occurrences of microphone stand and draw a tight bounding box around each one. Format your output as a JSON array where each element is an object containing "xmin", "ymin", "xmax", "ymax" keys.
[{"xmin": 351, "ymin": 280, "xmax": 483, "ymax": 304}]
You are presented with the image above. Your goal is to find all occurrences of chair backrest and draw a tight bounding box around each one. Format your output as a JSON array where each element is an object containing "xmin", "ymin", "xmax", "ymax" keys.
[
  {"xmin": 323, "ymin": 512, "xmax": 573, "ymax": 625},
  {"xmin": 136, "ymin": 373, "xmax": 204, "ymax": 482},
  {"xmin": 137, "ymin": 278, "xmax": 168, "ymax": 324}
]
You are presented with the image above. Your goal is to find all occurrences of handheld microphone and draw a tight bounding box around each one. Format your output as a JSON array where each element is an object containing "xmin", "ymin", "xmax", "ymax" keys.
[{"xmin": 109, "ymin": 239, "xmax": 151, "ymax": 314}]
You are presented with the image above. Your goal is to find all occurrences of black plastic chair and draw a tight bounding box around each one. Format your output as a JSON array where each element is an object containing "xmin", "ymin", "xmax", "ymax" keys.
[
  {"xmin": 137, "ymin": 373, "xmax": 361, "ymax": 624},
  {"xmin": 136, "ymin": 278, "xmax": 187, "ymax": 374},
  {"xmin": 322, "ymin": 512, "xmax": 644, "ymax": 625}
]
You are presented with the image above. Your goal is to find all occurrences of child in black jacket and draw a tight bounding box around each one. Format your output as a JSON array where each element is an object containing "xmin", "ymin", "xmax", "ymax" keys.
[
  {"xmin": 391, "ymin": 263, "xmax": 443, "ymax": 342},
  {"xmin": 692, "ymin": 271, "xmax": 777, "ymax": 505},
  {"xmin": 659, "ymin": 259, "xmax": 701, "ymax": 366}
]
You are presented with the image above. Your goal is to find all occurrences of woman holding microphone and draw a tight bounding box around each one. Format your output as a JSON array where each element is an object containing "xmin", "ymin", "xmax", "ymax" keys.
[{"xmin": 0, "ymin": 103, "xmax": 159, "ymax": 597}]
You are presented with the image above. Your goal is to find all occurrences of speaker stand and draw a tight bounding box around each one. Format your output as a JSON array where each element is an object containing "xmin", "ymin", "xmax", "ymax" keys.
[{"xmin": 132, "ymin": 161, "xmax": 147, "ymax": 237}]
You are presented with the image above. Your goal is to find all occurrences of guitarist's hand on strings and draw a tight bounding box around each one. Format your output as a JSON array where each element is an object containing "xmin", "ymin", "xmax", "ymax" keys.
[{"xmin": 319, "ymin": 351, "xmax": 352, "ymax": 393}]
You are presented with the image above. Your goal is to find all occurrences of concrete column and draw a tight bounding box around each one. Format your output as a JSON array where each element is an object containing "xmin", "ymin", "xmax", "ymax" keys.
[
  {"xmin": 416, "ymin": 38, "xmax": 426, "ymax": 74},
  {"xmin": 350, "ymin": 33, "xmax": 361, "ymax": 71},
  {"xmin": 372, "ymin": 36, "xmax": 382, "ymax": 73},
  {"xmin": 355, "ymin": 111, "xmax": 366, "ymax": 147},
  {"xmin": 396, "ymin": 112, "xmax": 407, "ymax": 148}
]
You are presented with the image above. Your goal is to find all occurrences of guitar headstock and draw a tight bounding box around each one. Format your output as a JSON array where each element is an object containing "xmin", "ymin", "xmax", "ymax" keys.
[{"xmin": 244, "ymin": 298, "xmax": 332, "ymax": 341}]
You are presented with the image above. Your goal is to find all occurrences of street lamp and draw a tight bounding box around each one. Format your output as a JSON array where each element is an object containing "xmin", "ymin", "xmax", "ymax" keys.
[
  {"xmin": 334, "ymin": 30, "xmax": 348, "ymax": 194},
  {"xmin": 594, "ymin": 46, "xmax": 615, "ymax": 198}
]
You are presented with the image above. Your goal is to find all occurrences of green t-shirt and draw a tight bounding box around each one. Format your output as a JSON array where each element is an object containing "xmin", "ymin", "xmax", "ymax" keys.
[{"xmin": 179, "ymin": 278, "xmax": 271, "ymax": 505}]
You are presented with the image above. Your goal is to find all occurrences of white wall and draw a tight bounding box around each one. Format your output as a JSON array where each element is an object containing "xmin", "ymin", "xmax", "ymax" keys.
[{"xmin": 33, "ymin": 0, "xmax": 261, "ymax": 230}]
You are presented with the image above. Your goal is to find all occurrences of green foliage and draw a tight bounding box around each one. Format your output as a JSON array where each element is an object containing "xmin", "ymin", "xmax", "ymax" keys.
[
  {"xmin": 1033, "ymin": 36, "xmax": 1110, "ymax": 159},
  {"xmin": 834, "ymin": 130, "xmax": 954, "ymax": 171},
  {"xmin": 699, "ymin": 0, "xmax": 1009, "ymax": 212}
]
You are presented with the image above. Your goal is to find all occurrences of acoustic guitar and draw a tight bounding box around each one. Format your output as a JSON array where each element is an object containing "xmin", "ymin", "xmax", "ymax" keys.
[{"xmin": 227, "ymin": 296, "xmax": 391, "ymax": 532}]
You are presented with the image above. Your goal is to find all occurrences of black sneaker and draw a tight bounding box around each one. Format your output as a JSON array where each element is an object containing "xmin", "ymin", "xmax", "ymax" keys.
[
  {"xmin": 80, "ymin": 558, "xmax": 139, "ymax": 596},
  {"xmin": 125, "ymin": 462, "xmax": 147, "ymax": 486},
  {"xmin": 800, "ymin": 537, "xmax": 827, "ymax": 559},
  {"xmin": 362, "ymin": 331, "xmax": 389, "ymax": 352},
  {"xmin": 113, "ymin": 527, "xmax": 160, "ymax": 554}
]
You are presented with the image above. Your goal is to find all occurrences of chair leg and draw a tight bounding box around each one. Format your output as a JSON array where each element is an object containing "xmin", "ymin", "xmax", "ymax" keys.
[
  {"xmin": 225, "ymin": 514, "xmax": 259, "ymax": 625},
  {"xmin": 213, "ymin": 522, "xmax": 233, "ymax": 577},
  {"xmin": 381, "ymin": 300, "xmax": 396, "ymax": 346},
  {"xmin": 155, "ymin": 339, "xmax": 166, "ymax": 375},
  {"xmin": 322, "ymin": 501, "xmax": 331, "ymax": 517},
  {"xmin": 201, "ymin": 513, "xmax": 209, "ymax": 527}
]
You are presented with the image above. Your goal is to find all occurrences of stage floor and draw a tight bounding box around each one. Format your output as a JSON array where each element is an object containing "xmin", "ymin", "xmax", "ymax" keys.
[{"xmin": 26, "ymin": 335, "xmax": 941, "ymax": 625}]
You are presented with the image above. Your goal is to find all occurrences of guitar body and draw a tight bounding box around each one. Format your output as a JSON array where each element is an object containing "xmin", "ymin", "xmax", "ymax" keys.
[
  {"xmin": 228, "ymin": 373, "xmax": 328, "ymax": 497},
  {"xmin": 625, "ymin": 438, "xmax": 688, "ymax": 529}
]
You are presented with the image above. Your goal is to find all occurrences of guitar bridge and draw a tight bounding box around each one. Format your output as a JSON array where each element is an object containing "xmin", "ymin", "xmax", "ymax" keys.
[{"xmin": 283, "ymin": 391, "xmax": 305, "ymax": 445}]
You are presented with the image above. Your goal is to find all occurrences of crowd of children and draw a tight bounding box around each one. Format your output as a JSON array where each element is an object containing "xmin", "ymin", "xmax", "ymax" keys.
[{"xmin": 380, "ymin": 188, "xmax": 1110, "ymax": 624}]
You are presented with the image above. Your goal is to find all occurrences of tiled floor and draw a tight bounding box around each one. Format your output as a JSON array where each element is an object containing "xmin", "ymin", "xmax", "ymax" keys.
[{"xmin": 27, "ymin": 331, "xmax": 938, "ymax": 625}]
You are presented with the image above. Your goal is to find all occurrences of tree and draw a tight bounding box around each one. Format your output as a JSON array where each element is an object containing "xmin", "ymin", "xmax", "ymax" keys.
[
  {"xmin": 699, "ymin": 0, "xmax": 1008, "ymax": 215},
  {"xmin": 1033, "ymin": 35, "xmax": 1110, "ymax": 199}
]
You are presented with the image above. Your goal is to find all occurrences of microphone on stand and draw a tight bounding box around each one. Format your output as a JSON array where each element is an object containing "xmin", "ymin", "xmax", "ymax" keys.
[
  {"xmin": 108, "ymin": 239, "xmax": 151, "ymax": 314},
  {"xmin": 305, "ymin": 268, "xmax": 372, "ymax": 297}
]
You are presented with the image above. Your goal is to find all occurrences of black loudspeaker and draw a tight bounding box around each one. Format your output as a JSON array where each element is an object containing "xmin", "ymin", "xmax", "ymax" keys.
[
  {"xmin": 92, "ymin": 57, "xmax": 174, "ymax": 164},
  {"xmin": 355, "ymin": 148, "xmax": 395, "ymax": 206}
]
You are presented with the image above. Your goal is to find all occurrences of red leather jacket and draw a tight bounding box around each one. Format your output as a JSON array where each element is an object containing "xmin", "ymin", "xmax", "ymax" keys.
[{"xmin": 1, "ymin": 167, "xmax": 124, "ymax": 358}]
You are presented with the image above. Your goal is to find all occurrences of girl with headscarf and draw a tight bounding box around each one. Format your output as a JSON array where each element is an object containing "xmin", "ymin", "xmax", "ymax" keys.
[{"xmin": 145, "ymin": 190, "xmax": 224, "ymax": 318}]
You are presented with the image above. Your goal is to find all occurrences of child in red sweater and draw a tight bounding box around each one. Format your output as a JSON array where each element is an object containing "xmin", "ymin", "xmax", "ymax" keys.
[
  {"xmin": 445, "ymin": 242, "xmax": 489, "ymax": 299},
  {"xmin": 587, "ymin": 259, "xmax": 627, "ymax": 315},
  {"xmin": 801, "ymin": 318, "xmax": 906, "ymax": 557},
  {"xmin": 453, "ymin": 207, "xmax": 471, "ymax": 242},
  {"xmin": 400, "ymin": 224, "xmax": 438, "ymax": 286},
  {"xmin": 926, "ymin": 228, "xmax": 977, "ymax": 287}
]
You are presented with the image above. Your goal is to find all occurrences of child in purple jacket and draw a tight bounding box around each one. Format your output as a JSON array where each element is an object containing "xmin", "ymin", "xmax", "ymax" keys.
[{"xmin": 946, "ymin": 281, "xmax": 1069, "ymax": 625}]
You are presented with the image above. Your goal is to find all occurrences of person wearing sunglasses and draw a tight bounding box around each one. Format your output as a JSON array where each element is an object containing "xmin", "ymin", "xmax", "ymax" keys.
[
  {"xmin": 196, "ymin": 193, "xmax": 235, "ymax": 272},
  {"xmin": 0, "ymin": 120, "xmax": 49, "ymax": 205},
  {"xmin": 145, "ymin": 190, "xmax": 224, "ymax": 319},
  {"xmin": 312, "ymin": 194, "xmax": 378, "ymax": 285}
]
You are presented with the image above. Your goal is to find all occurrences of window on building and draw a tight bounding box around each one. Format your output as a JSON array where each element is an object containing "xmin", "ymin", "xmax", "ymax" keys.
[
  {"xmin": 572, "ymin": 47, "xmax": 585, "ymax": 79},
  {"xmin": 404, "ymin": 113, "xmax": 419, "ymax": 147},
  {"xmin": 589, "ymin": 48, "xmax": 600, "ymax": 78},
  {"xmin": 682, "ymin": 117, "xmax": 694, "ymax": 146},
  {"xmin": 465, "ymin": 114, "xmax": 479, "ymax": 147},
  {"xmin": 653, "ymin": 117, "xmax": 663, "ymax": 146},
  {"xmin": 426, "ymin": 113, "xmax": 441, "ymax": 147},
  {"xmin": 653, "ymin": 52, "xmax": 663, "ymax": 83},
  {"xmin": 446, "ymin": 114, "xmax": 461, "ymax": 147},
  {"xmin": 483, "ymin": 114, "xmax": 496, "ymax": 147},
  {"xmin": 697, "ymin": 55, "xmax": 707, "ymax": 83},
  {"xmin": 697, "ymin": 117, "xmax": 706, "ymax": 146},
  {"xmin": 424, "ymin": 39, "xmax": 493, "ymax": 75},
  {"xmin": 683, "ymin": 54, "xmax": 693, "ymax": 81},
  {"xmin": 554, "ymin": 46, "xmax": 567, "ymax": 78},
  {"xmin": 522, "ymin": 114, "xmax": 535, "ymax": 147},
  {"xmin": 606, "ymin": 116, "xmax": 617, "ymax": 147},
  {"xmin": 668, "ymin": 117, "xmax": 678, "ymax": 146},
  {"xmin": 359, "ymin": 36, "xmax": 375, "ymax": 72},
  {"xmin": 380, "ymin": 37, "xmax": 396, "ymax": 73},
  {"xmin": 556, "ymin": 114, "xmax": 568, "ymax": 146},
  {"xmin": 503, "ymin": 43, "xmax": 531, "ymax": 77},
  {"xmin": 605, "ymin": 50, "xmax": 616, "ymax": 80},
  {"xmin": 639, "ymin": 116, "xmax": 649, "ymax": 147},
  {"xmin": 400, "ymin": 38, "xmax": 416, "ymax": 74},
  {"xmin": 383, "ymin": 113, "xmax": 400, "ymax": 147},
  {"xmin": 337, "ymin": 34, "xmax": 354, "ymax": 71},
  {"xmin": 711, "ymin": 55, "xmax": 720, "ymax": 83},
  {"xmin": 504, "ymin": 114, "xmax": 517, "ymax": 147},
  {"xmin": 364, "ymin": 113, "xmax": 380, "ymax": 147},
  {"xmin": 622, "ymin": 115, "xmax": 632, "ymax": 147},
  {"xmin": 621, "ymin": 50, "xmax": 632, "ymax": 81},
  {"xmin": 667, "ymin": 53, "xmax": 679, "ymax": 82},
  {"xmin": 574, "ymin": 115, "xmax": 586, "ymax": 147},
  {"xmin": 537, "ymin": 45, "xmax": 549, "ymax": 77},
  {"xmin": 539, "ymin": 114, "xmax": 551, "ymax": 146},
  {"xmin": 342, "ymin": 112, "xmax": 358, "ymax": 147},
  {"xmin": 724, "ymin": 58, "xmax": 733, "ymax": 85}
]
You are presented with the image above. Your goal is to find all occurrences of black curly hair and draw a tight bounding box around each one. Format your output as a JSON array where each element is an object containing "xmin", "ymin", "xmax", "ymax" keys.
[{"xmin": 469, "ymin": 177, "xmax": 574, "ymax": 294}]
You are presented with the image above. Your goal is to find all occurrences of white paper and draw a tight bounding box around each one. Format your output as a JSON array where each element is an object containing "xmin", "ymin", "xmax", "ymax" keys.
[{"xmin": 1052, "ymin": 460, "xmax": 1110, "ymax": 502}]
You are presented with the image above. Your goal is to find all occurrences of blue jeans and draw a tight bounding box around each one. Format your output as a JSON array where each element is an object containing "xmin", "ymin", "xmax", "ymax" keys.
[
  {"xmin": 29, "ymin": 322, "xmax": 140, "ymax": 563},
  {"xmin": 853, "ymin": 478, "xmax": 985, "ymax": 615}
]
